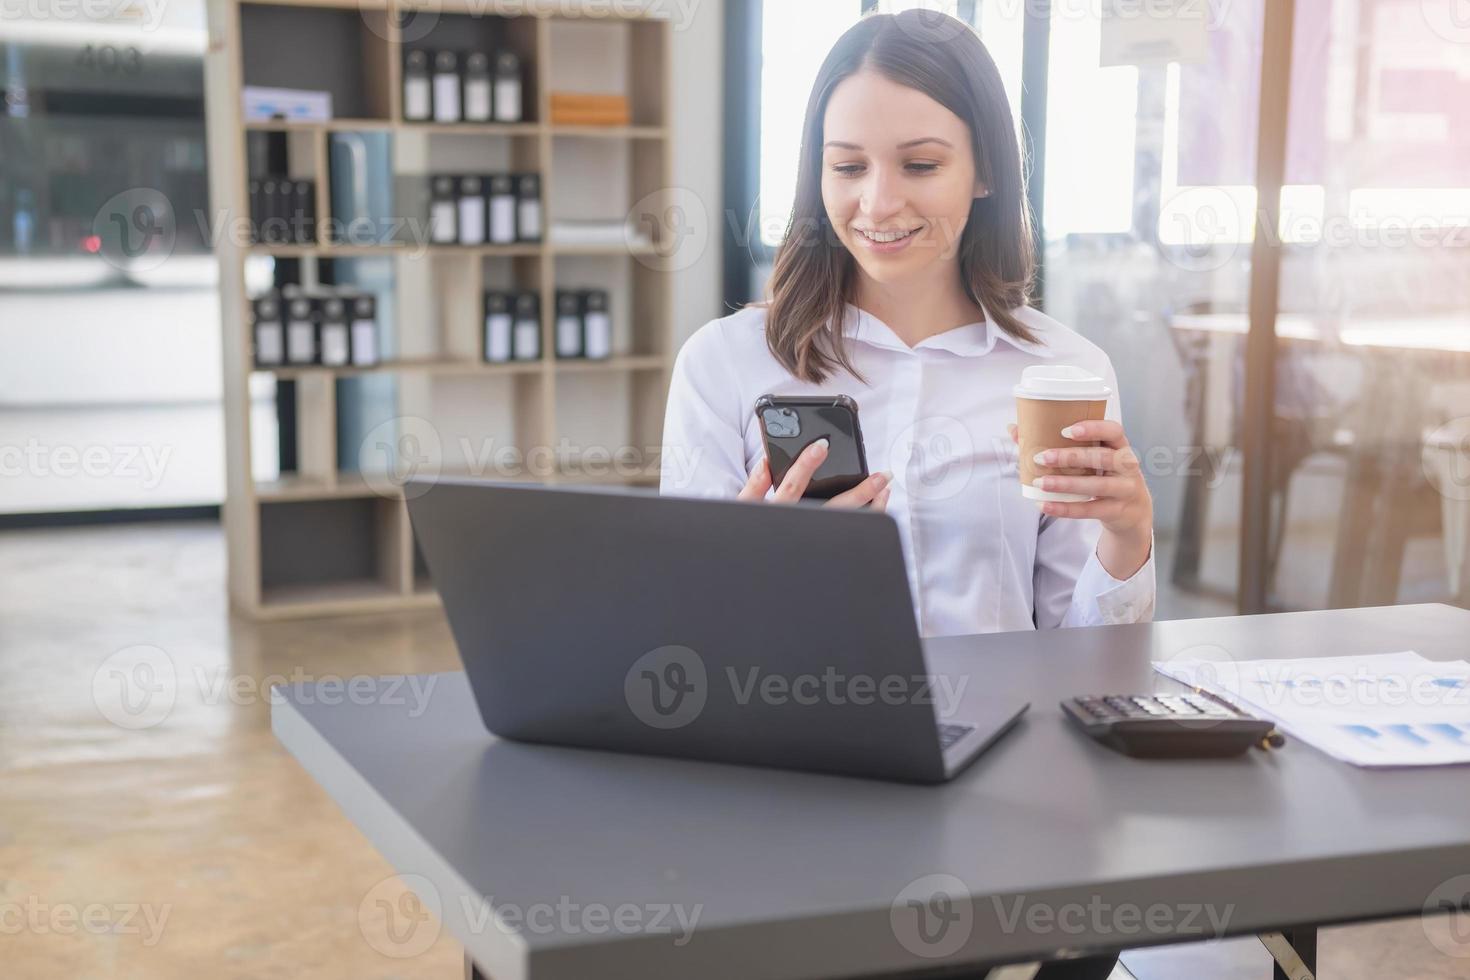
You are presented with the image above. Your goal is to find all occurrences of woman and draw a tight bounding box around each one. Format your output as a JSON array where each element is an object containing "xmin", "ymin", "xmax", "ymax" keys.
[{"xmin": 662, "ymin": 13, "xmax": 1153, "ymax": 974}]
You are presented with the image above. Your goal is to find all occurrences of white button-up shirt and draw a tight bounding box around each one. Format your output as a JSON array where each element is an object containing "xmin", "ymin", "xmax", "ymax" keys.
[{"xmin": 659, "ymin": 303, "xmax": 1156, "ymax": 638}]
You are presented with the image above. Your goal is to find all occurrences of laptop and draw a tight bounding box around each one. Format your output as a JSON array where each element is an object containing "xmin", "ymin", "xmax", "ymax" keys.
[{"xmin": 406, "ymin": 479, "xmax": 1029, "ymax": 783}]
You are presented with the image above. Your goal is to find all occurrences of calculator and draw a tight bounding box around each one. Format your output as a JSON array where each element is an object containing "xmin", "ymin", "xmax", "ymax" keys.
[{"xmin": 1060, "ymin": 693, "xmax": 1278, "ymax": 758}]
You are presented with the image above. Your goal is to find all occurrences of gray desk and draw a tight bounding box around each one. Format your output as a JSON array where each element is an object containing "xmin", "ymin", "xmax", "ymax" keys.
[{"xmin": 273, "ymin": 603, "xmax": 1470, "ymax": 980}]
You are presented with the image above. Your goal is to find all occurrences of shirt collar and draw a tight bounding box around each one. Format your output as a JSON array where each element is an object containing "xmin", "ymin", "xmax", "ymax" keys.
[{"xmin": 841, "ymin": 303, "xmax": 1055, "ymax": 358}]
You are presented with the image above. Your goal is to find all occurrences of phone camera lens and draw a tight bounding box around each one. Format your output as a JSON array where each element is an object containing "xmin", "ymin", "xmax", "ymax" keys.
[{"xmin": 761, "ymin": 407, "xmax": 801, "ymax": 438}]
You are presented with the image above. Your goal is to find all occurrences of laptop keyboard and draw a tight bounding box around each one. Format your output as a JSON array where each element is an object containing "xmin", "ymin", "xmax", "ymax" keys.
[{"xmin": 937, "ymin": 722, "xmax": 976, "ymax": 750}]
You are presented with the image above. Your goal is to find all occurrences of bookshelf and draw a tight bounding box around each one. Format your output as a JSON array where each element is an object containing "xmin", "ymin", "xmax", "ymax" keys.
[{"xmin": 204, "ymin": 0, "xmax": 674, "ymax": 619}]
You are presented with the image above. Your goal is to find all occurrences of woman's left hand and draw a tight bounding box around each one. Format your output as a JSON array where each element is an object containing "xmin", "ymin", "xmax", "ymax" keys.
[{"xmin": 1007, "ymin": 419, "xmax": 1154, "ymax": 579}]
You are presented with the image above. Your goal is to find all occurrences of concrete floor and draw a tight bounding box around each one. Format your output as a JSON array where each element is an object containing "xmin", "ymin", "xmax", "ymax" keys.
[{"xmin": 1, "ymin": 520, "xmax": 1466, "ymax": 979}]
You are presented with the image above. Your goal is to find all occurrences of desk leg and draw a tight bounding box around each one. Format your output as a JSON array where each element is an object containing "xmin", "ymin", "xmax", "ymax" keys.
[
  {"xmin": 1265, "ymin": 926, "xmax": 1317, "ymax": 980},
  {"xmin": 984, "ymin": 965, "xmax": 1041, "ymax": 979},
  {"xmin": 1171, "ymin": 349, "xmax": 1212, "ymax": 590},
  {"xmin": 1327, "ymin": 447, "xmax": 1377, "ymax": 608}
]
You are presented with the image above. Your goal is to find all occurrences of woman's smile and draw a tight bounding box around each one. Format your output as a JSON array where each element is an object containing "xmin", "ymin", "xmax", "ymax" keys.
[{"xmin": 854, "ymin": 224, "xmax": 923, "ymax": 252}]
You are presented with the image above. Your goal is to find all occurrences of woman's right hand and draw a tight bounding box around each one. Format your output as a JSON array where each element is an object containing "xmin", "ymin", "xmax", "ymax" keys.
[{"xmin": 736, "ymin": 439, "xmax": 892, "ymax": 510}]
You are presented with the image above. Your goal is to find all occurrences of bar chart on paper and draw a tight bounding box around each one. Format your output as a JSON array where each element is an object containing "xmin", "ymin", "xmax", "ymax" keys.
[{"xmin": 1155, "ymin": 651, "xmax": 1470, "ymax": 767}]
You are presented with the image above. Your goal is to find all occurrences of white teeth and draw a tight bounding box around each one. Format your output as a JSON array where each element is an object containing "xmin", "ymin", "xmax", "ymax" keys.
[{"xmin": 858, "ymin": 228, "xmax": 915, "ymax": 244}]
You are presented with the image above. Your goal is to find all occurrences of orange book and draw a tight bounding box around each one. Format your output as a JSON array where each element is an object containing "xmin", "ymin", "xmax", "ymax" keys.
[{"xmin": 550, "ymin": 92, "xmax": 631, "ymax": 126}]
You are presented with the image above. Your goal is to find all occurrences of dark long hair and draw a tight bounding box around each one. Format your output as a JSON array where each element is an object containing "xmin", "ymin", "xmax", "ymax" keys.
[{"xmin": 763, "ymin": 10, "xmax": 1038, "ymax": 385}]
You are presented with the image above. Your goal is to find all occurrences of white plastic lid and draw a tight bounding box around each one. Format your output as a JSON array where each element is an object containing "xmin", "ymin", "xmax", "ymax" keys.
[{"xmin": 1013, "ymin": 365, "xmax": 1112, "ymax": 401}]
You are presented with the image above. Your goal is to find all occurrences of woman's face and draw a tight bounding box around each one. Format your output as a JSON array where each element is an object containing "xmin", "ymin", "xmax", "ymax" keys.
[{"xmin": 820, "ymin": 69, "xmax": 986, "ymax": 286}]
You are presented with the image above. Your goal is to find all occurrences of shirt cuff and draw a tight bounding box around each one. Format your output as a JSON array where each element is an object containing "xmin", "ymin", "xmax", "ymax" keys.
[{"xmin": 1073, "ymin": 532, "xmax": 1157, "ymax": 625}]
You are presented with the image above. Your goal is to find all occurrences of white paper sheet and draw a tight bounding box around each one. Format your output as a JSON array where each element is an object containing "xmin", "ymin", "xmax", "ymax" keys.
[{"xmin": 1154, "ymin": 651, "xmax": 1470, "ymax": 767}]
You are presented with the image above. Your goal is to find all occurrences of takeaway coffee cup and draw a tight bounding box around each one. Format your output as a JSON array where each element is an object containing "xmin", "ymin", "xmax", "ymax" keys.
[{"xmin": 1013, "ymin": 365, "xmax": 1112, "ymax": 505}]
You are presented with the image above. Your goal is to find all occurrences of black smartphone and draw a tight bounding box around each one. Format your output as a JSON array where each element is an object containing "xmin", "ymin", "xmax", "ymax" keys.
[{"xmin": 754, "ymin": 394, "xmax": 869, "ymax": 499}]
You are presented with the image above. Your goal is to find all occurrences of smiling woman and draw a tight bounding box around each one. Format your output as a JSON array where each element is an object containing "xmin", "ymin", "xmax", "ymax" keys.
[
  {"xmin": 660, "ymin": 7, "xmax": 1157, "ymax": 665},
  {"xmin": 659, "ymin": 20, "xmax": 1160, "ymax": 963},
  {"xmin": 765, "ymin": 11, "xmax": 1038, "ymax": 385}
]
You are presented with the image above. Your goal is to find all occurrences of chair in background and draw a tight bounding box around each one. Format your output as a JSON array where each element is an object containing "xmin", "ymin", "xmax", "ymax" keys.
[{"xmin": 1167, "ymin": 303, "xmax": 1358, "ymax": 605}]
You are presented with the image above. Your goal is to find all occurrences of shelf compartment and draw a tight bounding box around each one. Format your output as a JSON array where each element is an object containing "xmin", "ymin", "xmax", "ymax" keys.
[
  {"xmin": 258, "ymin": 496, "xmax": 409, "ymax": 605},
  {"xmin": 399, "ymin": 12, "xmax": 541, "ymax": 123},
  {"xmin": 552, "ymin": 370, "xmax": 666, "ymax": 487},
  {"xmin": 553, "ymin": 253, "xmax": 669, "ymax": 359},
  {"xmin": 249, "ymin": 373, "xmax": 338, "ymax": 489},
  {"xmin": 383, "ymin": 372, "xmax": 549, "ymax": 483},
  {"xmin": 401, "ymin": 252, "xmax": 540, "ymax": 364},
  {"xmin": 545, "ymin": 16, "xmax": 665, "ymax": 128},
  {"xmin": 245, "ymin": 126, "xmax": 323, "ymax": 244},
  {"xmin": 239, "ymin": 3, "xmax": 396, "ymax": 121}
]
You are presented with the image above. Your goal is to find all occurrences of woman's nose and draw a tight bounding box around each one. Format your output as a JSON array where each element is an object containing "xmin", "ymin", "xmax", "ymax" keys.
[{"xmin": 859, "ymin": 168, "xmax": 905, "ymax": 222}]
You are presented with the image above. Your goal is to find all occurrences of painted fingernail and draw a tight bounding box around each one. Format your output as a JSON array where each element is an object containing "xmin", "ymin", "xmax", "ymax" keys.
[
  {"xmin": 1033, "ymin": 477, "xmax": 1051, "ymax": 490},
  {"xmin": 1033, "ymin": 451, "xmax": 1051, "ymax": 465},
  {"xmin": 1060, "ymin": 425, "xmax": 1077, "ymax": 439},
  {"xmin": 812, "ymin": 438, "xmax": 829, "ymax": 452}
]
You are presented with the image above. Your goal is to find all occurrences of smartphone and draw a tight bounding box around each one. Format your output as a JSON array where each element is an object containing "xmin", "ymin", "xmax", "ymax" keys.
[{"xmin": 754, "ymin": 394, "xmax": 869, "ymax": 499}]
